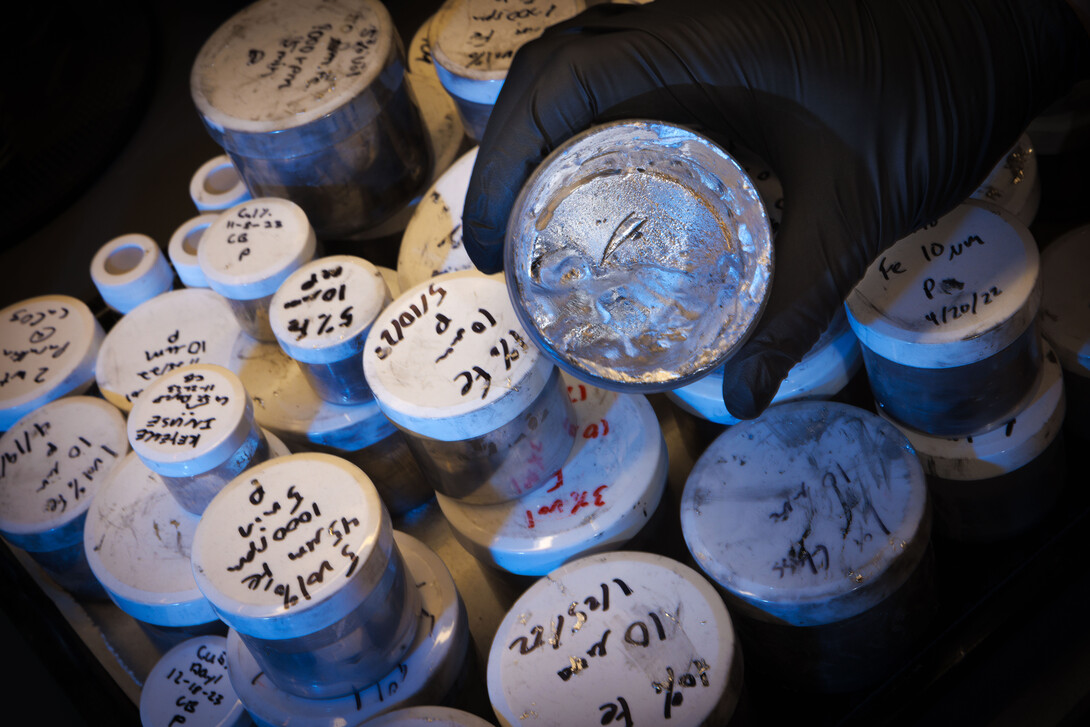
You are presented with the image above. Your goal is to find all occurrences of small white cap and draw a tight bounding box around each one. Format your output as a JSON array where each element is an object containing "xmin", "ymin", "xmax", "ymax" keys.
[
  {"xmin": 680, "ymin": 401, "xmax": 929, "ymax": 627},
  {"xmin": 94, "ymin": 288, "xmax": 243, "ymax": 413},
  {"xmin": 846, "ymin": 201, "xmax": 1040, "ymax": 368},
  {"xmin": 191, "ymin": 453, "xmax": 390, "ymax": 640},
  {"xmin": 668, "ymin": 309, "xmax": 861, "ymax": 424},
  {"xmin": 0, "ymin": 295, "xmax": 102, "ymax": 431},
  {"xmin": 225, "ymin": 531, "xmax": 467, "ymax": 726},
  {"xmin": 363, "ymin": 272, "xmax": 553, "ymax": 441},
  {"xmin": 190, "ymin": 155, "xmax": 251, "ymax": 212},
  {"xmin": 270, "ymin": 256, "xmax": 390, "ymax": 365},
  {"xmin": 397, "ymin": 146, "xmax": 479, "ymax": 293},
  {"xmin": 91, "ymin": 234, "xmax": 175, "ymax": 314},
  {"xmin": 230, "ymin": 338, "xmax": 397, "ymax": 450},
  {"xmin": 139, "ymin": 635, "xmax": 249, "ymax": 727},
  {"xmin": 0, "ymin": 397, "xmax": 128, "ymax": 551},
  {"xmin": 198, "ymin": 198, "xmax": 317, "ymax": 301},
  {"xmin": 882, "ymin": 341, "xmax": 1066, "ymax": 479},
  {"xmin": 438, "ymin": 376, "xmax": 666, "ymax": 575},
  {"xmin": 488, "ymin": 551, "xmax": 741, "ymax": 727},
  {"xmin": 169, "ymin": 214, "xmax": 221, "ymax": 288},
  {"xmin": 128, "ymin": 364, "xmax": 254, "ymax": 478},
  {"xmin": 1039, "ymin": 223, "xmax": 1090, "ymax": 378}
]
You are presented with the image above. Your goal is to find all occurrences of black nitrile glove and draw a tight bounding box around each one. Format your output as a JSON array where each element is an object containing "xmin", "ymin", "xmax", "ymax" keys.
[{"xmin": 461, "ymin": 0, "xmax": 1089, "ymax": 419}]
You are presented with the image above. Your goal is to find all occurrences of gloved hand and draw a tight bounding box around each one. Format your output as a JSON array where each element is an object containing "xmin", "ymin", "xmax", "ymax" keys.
[{"xmin": 461, "ymin": 0, "xmax": 1089, "ymax": 419}]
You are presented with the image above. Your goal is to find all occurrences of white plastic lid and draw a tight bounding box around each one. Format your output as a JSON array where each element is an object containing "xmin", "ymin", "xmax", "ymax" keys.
[
  {"xmin": 488, "ymin": 551, "xmax": 740, "ymax": 727},
  {"xmin": 437, "ymin": 376, "xmax": 666, "ymax": 575},
  {"xmin": 363, "ymin": 272, "xmax": 552, "ymax": 441},
  {"xmin": 0, "ymin": 295, "xmax": 102, "ymax": 431},
  {"xmin": 432, "ymin": 0, "xmax": 586, "ymax": 101},
  {"xmin": 191, "ymin": 453, "xmax": 389, "ymax": 640},
  {"xmin": 883, "ymin": 341, "xmax": 1066, "ymax": 480},
  {"xmin": 169, "ymin": 214, "xmax": 220, "ymax": 288},
  {"xmin": 139, "ymin": 635, "xmax": 249, "ymax": 727},
  {"xmin": 406, "ymin": 14, "xmax": 466, "ymax": 178},
  {"xmin": 680, "ymin": 401, "xmax": 928, "ymax": 627},
  {"xmin": 270, "ymin": 256, "xmax": 390, "ymax": 364},
  {"xmin": 397, "ymin": 147, "xmax": 479, "ymax": 293},
  {"xmin": 231, "ymin": 338, "xmax": 396, "ymax": 450},
  {"xmin": 226, "ymin": 531, "xmax": 467, "ymax": 726},
  {"xmin": 85, "ymin": 434, "xmax": 290, "ymax": 627},
  {"xmin": 846, "ymin": 201, "xmax": 1040, "ymax": 368},
  {"xmin": 128, "ymin": 364, "xmax": 255, "ymax": 478},
  {"xmin": 668, "ymin": 309, "xmax": 861, "ymax": 424},
  {"xmin": 0, "ymin": 397, "xmax": 128, "ymax": 549},
  {"xmin": 91, "ymin": 234, "xmax": 176, "ymax": 314},
  {"xmin": 191, "ymin": 0, "xmax": 394, "ymax": 135},
  {"xmin": 1040, "ymin": 223, "xmax": 1090, "ymax": 377},
  {"xmin": 378, "ymin": 265, "xmax": 401, "ymax": 299},
  {"xmin": 972, "ymin": 134, "xmax": 1038, "ymax": 225},
  {"xmin": 190, "ymin": 155, "xmax": 251, "ymax": 212},
  {"xmin": 364, "ymin": 707, "xmax": 494, "ymax": 727},
  {"xmin": 95, "ymin": 288, "xmax": 243, "ymax": 413},
  {"xmin": 198, "ymin": 198, "xmax": 317, "ymax": 301}
]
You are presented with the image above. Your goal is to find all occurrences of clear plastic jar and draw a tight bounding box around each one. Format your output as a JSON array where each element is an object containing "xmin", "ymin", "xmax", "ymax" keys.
[
  {"xmin": 488, "ymin": 551, "xmax": 743, "ymax": 727},
  {"xmin": 198, "ymin": 198, "xmax": 317, "ymax": 342},
  {"xmin": 0, "ymin": 295, "xmax": 103, "ymax": 432},
  {"xmin": 680, "ymin": 401, "xmax": 934, "ymax": 693},
  {"xmin": 190, "ymin": 0, "xmax": 430, "ymax": 240},
  {"xmin": 0, "ymin": 397, "xmax": 129, "ymax": 599},
  {"xmin": 363, "ymin": 272, "xmax": 576, "ymax": 504},
  {"xmin": 270, "ymin": 256, "xmax": 391, "ymax": 405},
  {"xmin": 437, "ymin": 373, "xmax": 667, "ymax": 575},
  {"xmin": 505, "ymin": 120, "xmax": 773, "ymax": 393},
  {"xmin": 191, "ymin": 453, "xmax": 420, "ymax": 699},
  {"xmin": 430, "ymin": 0, "xmax": 587, "ymax": 141},
  {"xmin": 846, "ymin": 201, "xmax": 1042, "ymax": 435},
  {"xmin": 128, "ymin": 364, "xmax": 270, "ymax": 515}
]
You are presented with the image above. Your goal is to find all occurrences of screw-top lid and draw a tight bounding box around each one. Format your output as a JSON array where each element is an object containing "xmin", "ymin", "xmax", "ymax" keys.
[
  {"xmin": 431, "ymin": 0, "xmax": 586, "ymax": 103},
  {"xmin": 365, "ymin": 707, "xmax": 495, "ymax": 727},
  {"xmin": 0, "ymin": 397, "xmax": 128, "ymax": 551},
  {"xmin": 139, "ymin": 635, "xmax": 249, "ymax": 727},
  {"xmin": 231, "ymin": 338, "xmax": 396, "ymax": 450},
  {"xmin": 270, "ymin": 256, "xmax": 390, "ymax": 364},
  {"xmin": 0, "ymin": 295, "xmax": 102, "ymax": 431},
  {"xmin": 846, "ymin": 201, "xmax": 1040, "ymax": 368},
  {"xmin": 191, "ymin": 0, "xmax": 394, "ymax": 140},
  {"xmin": 91, "ymin": 234, "xmax": 176, "ymax": 314},
  {"xmin": 1039, "ymin": 223, "xmax": 1090, "ymax": 378},
  {"xmin": 169, "ymin": 214, "xmax": 220, "ymax": 288},
  {"xmin": 225, "ymin": 531, "xmax": 467, "ymax": 725},
  {"xmin": 95, "ymin": 288, "xmax": 244, "ymax": 413},
  {"xmin": 198, "ymin": 198, "xmax": 317, "ymax": 301},
  {"xmin": 191, "ymin": 453, "xmax": 391, "ymax": 639},
  {"xmin": 971, "ymin": 134, "xmax": 1039, "ymax": 226},
  {"xmin": 882, "ymin": 341, "xmax": 1066, "ymax": 480},
  {"xmin": 668, "ymin": 308, "xmax": 862, "ymax": 425},
  {"xmin": 397, "ymin": 146, "xmax": 479, "ymax": 293},
  {"xmin": 437, "ymin": 375, "xmax": 666, "ymax": 575},
  {"xmin": 680, "ymin": 401, "xmax": 929, "ymax": 627},
  {"xmin": 363, "ymin": 271, "xmax": 553, "ymax": 440},
  {"xmin": 488, "ymin": 551, "xmax": 741, "ymax": 727},
  {"xmin": 506, "ymin": 119, "xmax": 774, "ymax": 392},
  {"xmin": 190, "ymin": 155, "xmax": 251, "ymax": 213},
  {"xmin": 128, "ymin": 364, "xmax": 255, "ymax": 478}
]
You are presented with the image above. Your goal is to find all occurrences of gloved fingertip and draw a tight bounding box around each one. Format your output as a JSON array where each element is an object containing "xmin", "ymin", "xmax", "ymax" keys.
[
  {"xmin": 461, "ymin": 221, "xmax": 505, "ymax": 275},
  {"xmin": 720, "ymin": 348, "xmax": 795, "ymax": 421}
]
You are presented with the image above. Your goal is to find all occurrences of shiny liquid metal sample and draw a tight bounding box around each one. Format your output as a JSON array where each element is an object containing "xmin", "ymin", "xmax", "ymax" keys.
[{"xmin": 506, "ymin": 120, "xmax": 773, "ymax": 392}]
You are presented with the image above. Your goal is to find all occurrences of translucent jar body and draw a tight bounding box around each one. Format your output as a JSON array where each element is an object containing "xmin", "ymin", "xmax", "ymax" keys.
[
  {"xmin": 225, "ymin": 294, "xmax": 276, "ymax": 343},
  {"xmin": 237, "ymin": 544, "xmax": 420, "ymax": 699},
  {"xmin": 402, "ymin": 367, "xmax": 576, "ymax": 504},
  {"xmin": 160, "ymin": 425, "xmax": 270, "ymax": 515},
  {"xmin": 298, "ymin": 354, "xmax": 373, "ymax": 406}
]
